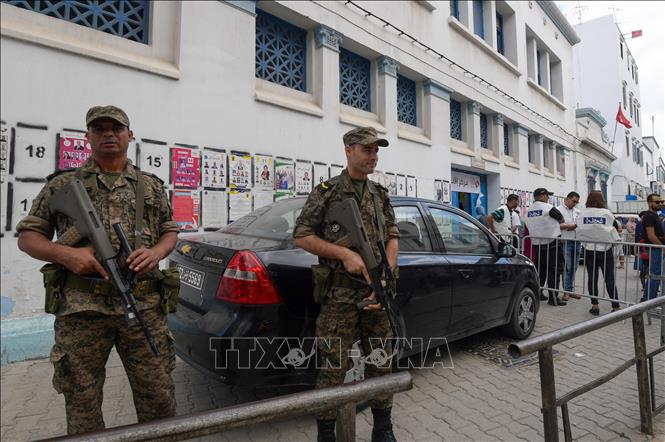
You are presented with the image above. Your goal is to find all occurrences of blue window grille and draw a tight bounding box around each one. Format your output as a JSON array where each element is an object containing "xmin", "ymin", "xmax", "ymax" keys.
[
  {"xmin": 537, "ymin": 52, "xmax": 542, "ymax": 86},
  {"xmin": 340, "ymin": 48, "xmax": 371, "ymax": 112},
  {"xmin": 4, "ymin": 0, "xmax": 150, "ymax": 43},
  {"xmin": 496, "ymin": 12, "xmax": 504, "ymax": 55},
  {"xmin": 480, "ymin": 113, "xmax": 488, "ymax": 149},
  {"xmin": 528, "ymin": 136, "xmax": 534, "ymax": 163},
  {"xmin": 473, "ymin": 0, "xmax": 484, "ymax": 39},
  {"xmin": 450, "ymin": 0, "xmax": 460, "ymax": 20},
  {"xmin": 450, "ymin": 99, "xmax": 463, "ymax": 141},
  {"xmin": 397, "ymin": 75, "xmax": 417, "ymax": 126},
  {"xmin": 503, "ymin": 124, "xmax": 510, "ymax": 156},
  {"xmin": 255, "ymin": 10, "xmax": 307, "ymax": 92}
]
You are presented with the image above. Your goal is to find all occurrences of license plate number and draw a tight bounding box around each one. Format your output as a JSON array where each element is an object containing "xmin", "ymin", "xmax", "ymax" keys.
[{"xmin": 177, "ymin": 265, "xmax": 205, "ymax": 290}]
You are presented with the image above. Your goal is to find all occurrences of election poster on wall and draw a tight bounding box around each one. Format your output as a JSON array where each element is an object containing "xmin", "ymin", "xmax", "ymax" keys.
[
  {"xmin": 442, "ymin": 180, "xmax": 451, "ymax": 203},
  {"xmin": 202, "ymin": 148, "xmax": 226, "ymax": 189},
  {"xmin": 451, "ymin": 171, "xmax": 481, "ymax": 194},
  {"xmin": 253, "ymin": 154, "xmax": 274, "ymax": 190},
  {"xmin": 229, "ymin": 152, "xmax": 251, "ymax": 190},
  {"xmin": 229, "ymin": 189, "xmax": 252, "ymax": 222},
  {"xmin": 385, "ymin": 173, "xmax": 397, "ymax": 196},
  {"xmin": 57, "ymin": 131, "xmax": 91, "ymax": 170},
  {"xmin": 253, "ymin": 190, "xmax": 273, "ymax": 210},
  {"xmin": 435, "ymin": 179, "xmax": 443, "ymax": 202},
  {"xmin": 406, "ymin": 176, "xmax": 417, "ymax": 197},
  {"xmin": 330, "ymin": 164, "xmax": 344, "ymax": 178},
  {"xmin": 275, "ymin": 158, "xmax": 294, "ymax": 191},
  {"xmin": 10, "ymin": 181, "xmax": 46, "ymax": 231},
  {"xmin": 172, "ymin": 190, "xmax": 200, "ymax": 231},
  {"xmin": 396, "ymin": 174, "xmax": 406, "ymax": 196},
  {"xmin": 13, "ymin": 125, "xmax": 56, "ymax": 179},
  {"xmin": 418, "ymin": 178, "xmax": 435, "ymax": 200},
  {"xmin": 202, "ymin": 189, "xmax": 227, "ymax": 229},
  {"xmin": 171, "ymin": 147, "xmax": 200, "ymax": 189},
  {"xmin": 295, "ymin": 160, "xmax": 313, "ymax": 195},
  {"xmin": 0, "ymin": 123, "xmax": 7, "ymax": 232},
  {"xmin": 521, "ymin": 191, "xmax": 528, "ymax": 218},
  {"xmin": 313, "ymin": 163, "xmax": 329, "ymax": 186},
  {"xmin": 138, "ymin": 142, "xmax": 169, "ymax": 183}
]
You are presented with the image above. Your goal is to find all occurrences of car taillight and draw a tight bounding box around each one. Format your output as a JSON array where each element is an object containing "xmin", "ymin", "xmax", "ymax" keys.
[{"xmin": 215, "ymin": 250, "xmax": 282, "ymax": 305}]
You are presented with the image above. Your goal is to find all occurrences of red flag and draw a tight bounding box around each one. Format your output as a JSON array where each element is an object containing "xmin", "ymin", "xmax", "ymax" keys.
[
  {"xmin": 616, "ymin": 105, "xmax": 632, "ymax": 128},
  {"xmin": 631, "ymin": 30, "xmax": 643, "ymax": 38}
]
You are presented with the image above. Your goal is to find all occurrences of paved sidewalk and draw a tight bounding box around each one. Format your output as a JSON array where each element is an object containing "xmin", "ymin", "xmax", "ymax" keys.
[{"xmin": 2, "ymin": 295, "xmax": 664, "ymax": 441}]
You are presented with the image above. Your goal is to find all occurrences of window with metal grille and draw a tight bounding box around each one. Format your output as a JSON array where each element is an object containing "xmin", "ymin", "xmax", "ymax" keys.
[
  {"xmin": 255, "ymin": 10, "xmax": 307, "ymax": 92},
  {"xmin": 450, "ymin": 99, "xmax": 463, "ymax": 140},
  {"xmin": 626, "ymin": 136, "xmax": 630, "ymax": 156},
  {"xmin": 496, "ymin": 12, "xmax": 504, "ymax": 55},
  {"xmin": 503, "ymin": 124, "xmax": 510, "ymax": 156},
  {"xmin": 397, "ymin": 75, "xmax": 417, "ymax": 126},
  {"xmin": 528, "ymin": 135, "xmax": 534, "ymax": 163},
  {"xmin": 480, "ymin": 113, "xmax": 488, "ymax": 149},
  {"xmin": 339, "ymin": 48, "xmax": 371, "ymax": 111},
  {"xmin": 4, "ymin": 0, "xmax": 150, "ymax": 43},
  {"xmin": 543, "ymin": 143, "xmax": 550, "ymax": 169}
]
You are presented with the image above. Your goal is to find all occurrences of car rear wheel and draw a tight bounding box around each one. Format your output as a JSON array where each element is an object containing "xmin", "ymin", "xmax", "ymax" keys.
[{"xmin": 503, "ymin": 287, "xmax": 537, "ymax": 339}]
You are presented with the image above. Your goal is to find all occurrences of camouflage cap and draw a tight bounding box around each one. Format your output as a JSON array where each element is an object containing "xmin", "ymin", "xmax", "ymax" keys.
[
  {"xmin": 343, "ymin": 126, "xmax": 389, "ymax": 147},
  {"xmin": 85, "ymin": 105, "xmax": 130, "ymax": 128}
]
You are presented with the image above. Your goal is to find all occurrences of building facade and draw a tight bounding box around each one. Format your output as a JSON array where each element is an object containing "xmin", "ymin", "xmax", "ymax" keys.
[
  {"xmin": 573, "ymin": 14, "xmax": 651, "ymax": 202},
  {"xmin": 0, "ymin": 0, "xmax": 581, "ymax": 358},
  {"xmin": 575, "ymin": 108, "xmax": 615, "ymax": 203},
  {"xmin": 643, "ymin": 136, "xmax": 664, "ymax": 194}
]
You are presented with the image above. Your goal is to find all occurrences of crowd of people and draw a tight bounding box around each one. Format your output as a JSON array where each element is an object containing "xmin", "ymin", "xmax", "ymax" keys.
[{"xmin": 486, "ymin": 189, "xmax": 664, "ymax": 316}]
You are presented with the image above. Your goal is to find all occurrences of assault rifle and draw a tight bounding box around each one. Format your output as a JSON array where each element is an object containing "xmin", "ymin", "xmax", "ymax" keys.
[
  {"xmin": 328, "ymin": 198, "xmax": 405, "ymax": 348},
  {"xmin": 48, "ymin": 179, "xmax": 160, "ymax": 355}
]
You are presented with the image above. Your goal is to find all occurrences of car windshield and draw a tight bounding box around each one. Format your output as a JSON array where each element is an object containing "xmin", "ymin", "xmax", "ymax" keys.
[{"xmin": 219, "ymin": 198, "xmax": 305, "ymax": 240}]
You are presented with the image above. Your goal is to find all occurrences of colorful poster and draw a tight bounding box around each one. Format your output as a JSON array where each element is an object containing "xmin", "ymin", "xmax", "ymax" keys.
[
  {"xmin": 254, "ymin": 189, "xmax": 274, "ymax": 209},
  {"xmin": 313, "ymin": 163, "xmax": 329, "ymax": 186},
  {"xmin": 330, "ymin": 164, "xmax": 344, "ymax": 178},
  {"xmin": 13, "ymin": 125, "xmax": 56, "ymax": 179},
  {"xmin": 396, "ymin": 175, "xmax": 406, "ymax": 196},
  {"xmin": 171, "ymin": 147, "xmax": 200, "ymax": 188},
  {"xmin": 229, "ymin": 152, "xmax": 251, "ymax": 189},
  {"xmin": 295, "ymin": 160, "xmax": 313, "ymax": 194},
  {"xmin": 254, "ymin": 154, "xmax": 274, "ymax": 190},
  {"xmin": 385, "ymin": 173, "xmax": 397, "ymax": 196},
  {"xmin": 442, "ymin": 181, "xmax": 451, "ymax": 203},
  {"xmin": 138, "ymin": 142, "xmax": 169, "ymax": 183},
  {"xmin": 275, "ymin": 158, "xmax": 294, "ymax": 191},
  {"xmin": 521, "ymin": 191, "xmax": 528, "ymax": 218},
  {"xmin": 202, "ymin": 190, "xmax": 227, "ymax": 229},
  {"xmin": 229, "ymin": 189, "xmax": 252, "ymax": 222},
  {"xmin": 57, "ymin": 131, "xmax": 91, "ymax": 170},
  {"xmin": 172, "ymin": 190, "xmax": 200, "ymax": 231},
  {"xmin": 202, "ymin": 148, "xmax": 226, "ymax": 189},
  {"xmin": 406, "ymin": 176, "xmax": 416, "ymax": 197}
]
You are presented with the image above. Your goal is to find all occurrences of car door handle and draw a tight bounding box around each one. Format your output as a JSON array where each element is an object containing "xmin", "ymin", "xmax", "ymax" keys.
[{"xmin": 458, "ymin": 269, "xmax": 473, "ymax": 279}]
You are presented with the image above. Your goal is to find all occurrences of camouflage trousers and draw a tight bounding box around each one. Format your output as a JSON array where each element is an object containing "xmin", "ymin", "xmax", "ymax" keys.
[
  {"xmin": 315, "ymin": 287, "xmax": 393, "ymax": 420},
  {"xmin": 50, "ymin": 306, "xmax": 176, "ymax": 435}
]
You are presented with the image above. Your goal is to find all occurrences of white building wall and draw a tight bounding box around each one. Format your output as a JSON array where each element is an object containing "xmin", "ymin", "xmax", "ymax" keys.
[
  {"xmin": 574, "ymin": 14, "xmax": 645, "ymax": 201},
  {"xmin": 0, "ymin": 0, "xmax": 580, "ymax": 323}
]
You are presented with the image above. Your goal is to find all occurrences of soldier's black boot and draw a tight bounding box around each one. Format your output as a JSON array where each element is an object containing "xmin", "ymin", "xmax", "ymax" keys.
[
  {"xmin": 317, "ymin": 419, "xmax": 336, "ymax": 442},
  {"xmin": 371, "ymin": 408, "xmax": 397, "ymax": 442}
]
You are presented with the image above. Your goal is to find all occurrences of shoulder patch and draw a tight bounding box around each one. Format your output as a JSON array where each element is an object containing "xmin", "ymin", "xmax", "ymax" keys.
[
  {"xmin": 317, "ymin": 176, "xmax": 339, "ymax": 192},
  {"xmin": 46, "ymin": 168, "xmax": 76, "ymax": 181}
]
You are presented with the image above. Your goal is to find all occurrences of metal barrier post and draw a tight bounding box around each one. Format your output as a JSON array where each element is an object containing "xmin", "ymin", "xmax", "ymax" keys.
[
  {"xmin": 336, "ymin": 403, "xmax": 356, "ymax": 442},
  {"xmin": 632, "ymin": 314, "xmax": 654, "ymax": 435},
  {"xmin": 539, "ymin": 346, "xmax": 559, "ymax": 442}
]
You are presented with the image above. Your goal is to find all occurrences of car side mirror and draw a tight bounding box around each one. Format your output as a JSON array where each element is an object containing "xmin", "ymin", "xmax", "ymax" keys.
[{"xmin": 497, "ymin": 241, "xmax": 517, "ymax": 258}]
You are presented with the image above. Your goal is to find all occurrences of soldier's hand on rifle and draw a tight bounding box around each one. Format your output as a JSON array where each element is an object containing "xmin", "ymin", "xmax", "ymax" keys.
[
  {"xmin": 361, "ymin": 291, "xmax": 383, "ymax": 311},
  {"xmin": 127, "ymin": 247, "xmax": 159, "ymax": 275},
  {"xmin": 62, "ymin": 246, "xmax": 109, "ymax": 279},
  {"xmin": 342, "ymin": 249, "xmax": 368, "ymax": 277}
]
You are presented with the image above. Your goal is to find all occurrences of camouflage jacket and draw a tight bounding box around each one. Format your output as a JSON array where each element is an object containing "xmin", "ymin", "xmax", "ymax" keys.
[
  {"xmin": 293, "ymin": 169, "xmax": 400, "ymax": 274},
  {"xmin": 16, "ymin": 158, "xmax": 179, "ymax": 316}
]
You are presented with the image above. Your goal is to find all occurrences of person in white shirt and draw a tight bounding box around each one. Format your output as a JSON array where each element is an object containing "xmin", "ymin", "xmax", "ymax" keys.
[
  {"xmin": 557, "ymin": 192, "xmax": 581, "ymax": 301},
  {"xmin": 576, "ymin": 191, "xmax": 622, "ymax": 316},
  {"xmin": 524, "ymin": 188, "xmax": 567, "ymax": 306},
  {"xmin": 488, "ymin": 194, "xmax": 520, "ymax": 245}
]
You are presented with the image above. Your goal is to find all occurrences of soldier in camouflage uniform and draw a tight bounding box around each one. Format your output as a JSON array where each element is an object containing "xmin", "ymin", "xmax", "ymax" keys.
[
  {"xmin": 293, "ymin": 127, "xmax": 400, "ymax": 442},
  {"xmin": 16, "ymin": 106, "xmax": 179, "ymax": 435}
]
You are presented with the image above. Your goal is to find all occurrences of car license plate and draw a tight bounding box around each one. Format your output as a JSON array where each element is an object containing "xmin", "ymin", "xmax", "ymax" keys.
[{"xmin": 177, "ymin": 264, "xmax": 205, "ymax": 290}]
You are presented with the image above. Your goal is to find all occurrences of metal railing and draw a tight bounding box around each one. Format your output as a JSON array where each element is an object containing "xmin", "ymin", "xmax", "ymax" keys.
[
  {"xmin": 508, "ymin": 297, "xmax": 665, "ymax": 442},
  {"xmin": 40, "ymin": 372, "xmax": 412, "ymax": 442}
]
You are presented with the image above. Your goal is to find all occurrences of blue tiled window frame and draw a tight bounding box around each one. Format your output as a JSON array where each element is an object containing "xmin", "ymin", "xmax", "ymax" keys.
[
  {"xmin": 397, "ymin": 75, "xmax": 417, "ymax": 126},
  {"xmin": 4, "ymin": 0, "xmax": 150, "ymax": 44},
  {"xmin": 480, "ymin": 113, "xmax": 488, "ymax": 149},
  {"xmin": 339, "ymin": 48, "xmax": 372, "ymax": 112},
  {"xmin": 450, "ymin": 99, "xmax": 463, "ymax": 141},
  {"xmin": 255, "ymin": 9, "xmax": 307, "ymax": 92}
]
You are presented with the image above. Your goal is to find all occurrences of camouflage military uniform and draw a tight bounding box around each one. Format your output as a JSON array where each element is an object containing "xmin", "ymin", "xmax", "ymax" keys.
[
  {"xmin": 16, "ymin": 158, "xmax": 178, "ymax": 434},
  {"xmin": 293, "ymin": 169, "xmax": 400, "ymax": 420}
]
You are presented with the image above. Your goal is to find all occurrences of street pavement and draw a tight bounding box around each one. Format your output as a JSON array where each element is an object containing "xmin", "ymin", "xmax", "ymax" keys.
[{"xmin": 1, "ymin": 271, "xmax": 664, "ymax": 441}]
